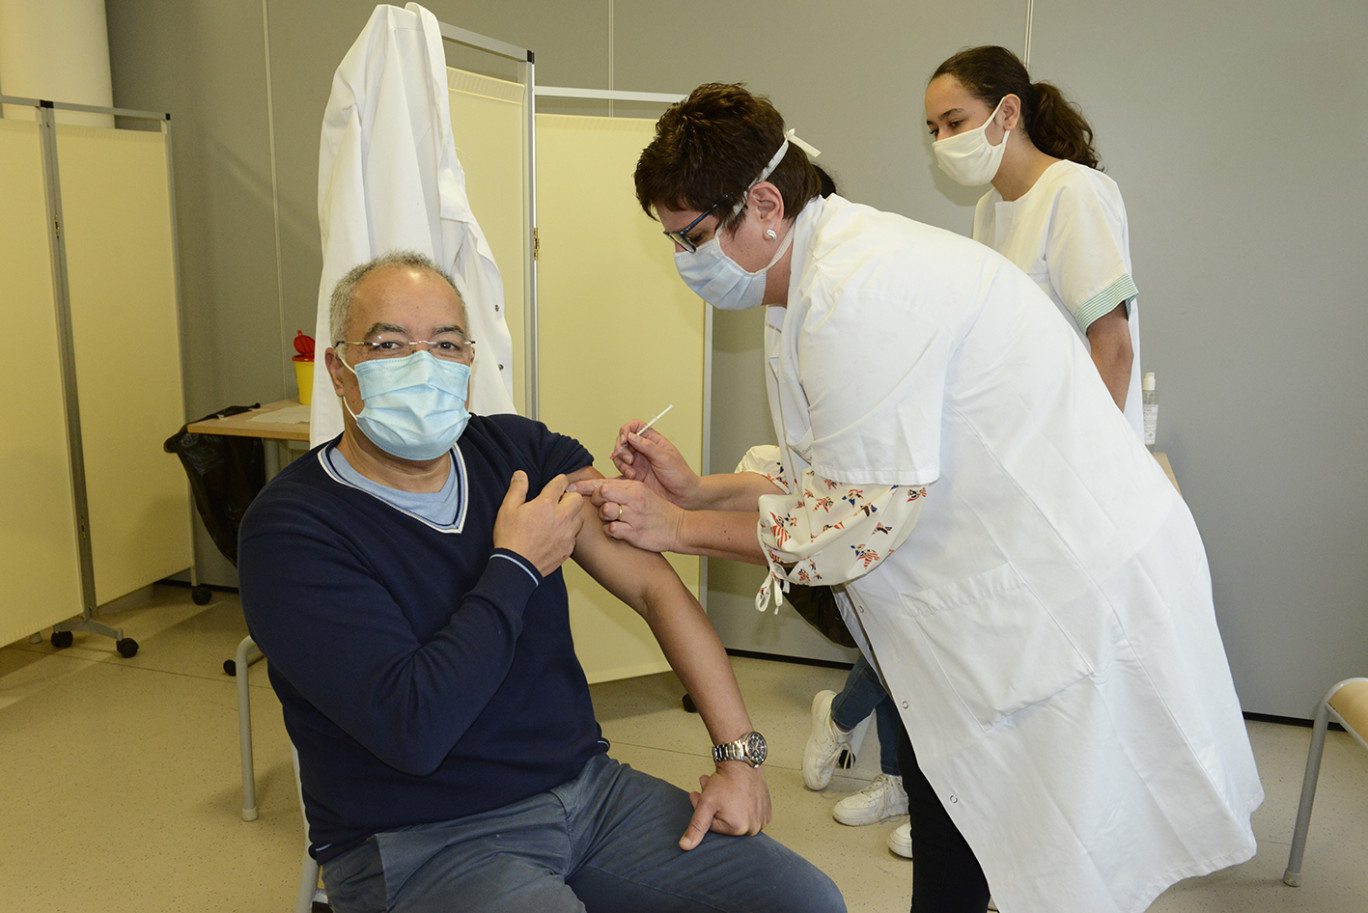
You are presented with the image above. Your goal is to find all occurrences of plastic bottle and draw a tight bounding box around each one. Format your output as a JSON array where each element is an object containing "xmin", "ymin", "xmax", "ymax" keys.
[{"xmin": 1142, "ymin": 372, "xmax": 1158, "ymax": 452}]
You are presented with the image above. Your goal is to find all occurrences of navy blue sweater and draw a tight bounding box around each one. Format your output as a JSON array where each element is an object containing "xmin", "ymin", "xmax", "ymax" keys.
[{"xmin": 238, "ymin": 414, "xmax": 605, "ymax": 862}]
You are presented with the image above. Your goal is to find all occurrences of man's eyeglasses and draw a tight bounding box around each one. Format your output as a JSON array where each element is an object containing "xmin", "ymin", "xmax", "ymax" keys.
[{"xmin": 339, "ymin": 332, "xmax": 475, "ymax": 363}]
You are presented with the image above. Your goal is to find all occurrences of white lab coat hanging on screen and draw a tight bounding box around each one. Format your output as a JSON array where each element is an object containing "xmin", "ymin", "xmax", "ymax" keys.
[{"xmin": 310, "ymin": 1, "xmax": 516, "ymax": 445}]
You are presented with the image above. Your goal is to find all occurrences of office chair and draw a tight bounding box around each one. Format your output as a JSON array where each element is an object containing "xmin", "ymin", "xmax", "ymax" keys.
[
  {"xmin": 232, "ymin": 634, "xmax": 328, "ymax": 908},
  {"xmin": 236, "ymin": 634, "xmax": 264, "ymax": 820},
  {"xmin": 1283, "ymin": 677, "xmax": 1368, "ymax": 886},
  {"xmin": 291, "ymin": 743, "xmax": 329, "ymax": 912}
]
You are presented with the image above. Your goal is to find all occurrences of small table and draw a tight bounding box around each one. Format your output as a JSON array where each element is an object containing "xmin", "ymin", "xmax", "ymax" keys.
[
  {"xmin": 186, "ymin": 398, "xmax": 311, "ymax": 442},
  {"xmin": 187, "ymin": 399, "xmax": 311, "ymax": 475}
]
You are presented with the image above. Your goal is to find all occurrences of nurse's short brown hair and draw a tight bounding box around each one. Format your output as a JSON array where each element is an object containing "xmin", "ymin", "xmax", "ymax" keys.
[{"xmin": 634, "ymin": 83, "xmax": 820, "ymax": 232}]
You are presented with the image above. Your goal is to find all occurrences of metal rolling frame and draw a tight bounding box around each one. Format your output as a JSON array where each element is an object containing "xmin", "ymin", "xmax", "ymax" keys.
[{"xmin": 3, "ymin": 94, "xmax": 178, "ymax": 656}]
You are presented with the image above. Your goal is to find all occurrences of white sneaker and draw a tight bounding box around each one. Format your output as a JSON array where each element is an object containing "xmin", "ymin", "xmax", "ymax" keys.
[
  {"xmin": 802, "ymin": 690, "xmax": 853, "ymax": 789},
  {"xmin": 887, "ymin": 821, "xmax": 912, "ymax": 859},
  {"xmin": 833, "ymin": 773, "xmax": 909, "ymax": 826}
]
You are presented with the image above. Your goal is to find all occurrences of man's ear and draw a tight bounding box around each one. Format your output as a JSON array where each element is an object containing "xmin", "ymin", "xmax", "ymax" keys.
[{"xmin": 325, "ymin": 347, "xmax": 348, "ymax": 398}]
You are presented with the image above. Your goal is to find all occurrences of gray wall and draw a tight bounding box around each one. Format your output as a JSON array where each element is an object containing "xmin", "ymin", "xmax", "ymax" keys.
[{"xmin": 104, "ymin": 0, "xmax": 1368, "ymax": 719}]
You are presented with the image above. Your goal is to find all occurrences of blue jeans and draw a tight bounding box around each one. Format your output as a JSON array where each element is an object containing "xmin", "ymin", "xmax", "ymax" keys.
[
  {"xmin": 321, "ymin": 752, "xmax": 846, "ymax": 913},
  {"xmin": 830, "ymin": 655, "xmax": 901, "ymax": 777}
]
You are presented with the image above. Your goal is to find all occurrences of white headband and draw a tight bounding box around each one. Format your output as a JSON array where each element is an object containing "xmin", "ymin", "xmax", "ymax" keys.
[
  {"xmin": 755, "ymin": 130, "xmax": 823, "ymax": 184},
  {"xmin": 783, "ymin": 128, "xmax": 822, "ymax": 159},
  {"xmin": 730, "ymin": 130, "xmax": 823, "ymax": 216},
  {"xmin": 756, "ymin": 139, "xmax": 790, "ymax": 184}
]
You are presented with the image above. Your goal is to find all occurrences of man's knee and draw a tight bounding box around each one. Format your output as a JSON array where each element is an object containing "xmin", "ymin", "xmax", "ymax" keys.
[{"xmin": 711, "ymin": 833, "xmax": 847, "ymax": 913}]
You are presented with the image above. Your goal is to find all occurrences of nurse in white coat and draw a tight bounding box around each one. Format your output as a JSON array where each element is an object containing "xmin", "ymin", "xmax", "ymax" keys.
[
  {"xmin": 925, "ymin": 46, "xmax": 1143, "ymax": 438},
  {"xmin": 582, "ymin": 83, "xmax": 1261, "ymax": 913}
]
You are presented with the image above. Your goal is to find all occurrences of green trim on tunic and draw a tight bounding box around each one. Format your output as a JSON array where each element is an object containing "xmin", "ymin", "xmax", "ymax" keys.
[{"xmin": 1075, "ymin": 274, "xmax": 1139, "ymax": 333}]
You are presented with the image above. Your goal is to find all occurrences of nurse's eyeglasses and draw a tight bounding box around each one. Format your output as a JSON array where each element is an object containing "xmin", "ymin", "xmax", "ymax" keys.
[
  {"xmin": 666, "ymin": 140, "xmax": 789, "ymax": 253},
  {"xmin": 663, "ymin": 195, "xmax": 738, "ymax": 254}
]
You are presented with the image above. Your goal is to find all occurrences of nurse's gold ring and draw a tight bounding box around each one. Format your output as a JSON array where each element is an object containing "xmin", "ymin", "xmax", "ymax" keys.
[{"xmin": 617, "ymin": 504, "xmax": 624, "ymax": 521}]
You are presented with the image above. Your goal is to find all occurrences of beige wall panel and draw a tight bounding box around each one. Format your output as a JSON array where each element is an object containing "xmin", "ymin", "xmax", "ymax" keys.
[
  {"xmin": 535, "ymin": 113, "xmax": 706, "ymax": 683},
  {"xmin": 0, "ymin": 119, "xmax": 84, "ymax": 645},
  {"xmin": 56, "ymin": 125, "xmax": 191, "ymax": 604},
  {"xmin": 446, "ymin": 69, "xmax": 528, "ymax": 414}
]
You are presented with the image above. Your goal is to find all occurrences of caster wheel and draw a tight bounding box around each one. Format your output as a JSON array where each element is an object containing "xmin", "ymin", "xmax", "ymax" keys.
[
  {"xmin": 191, "ymin": 585, "xmax": 213, "ymax": 605},
  {"xmin": 681, "ymin": 692, "xmax": 698, "ymax": 714},
  {"xmin": 50, "ymin": 630, "xmax": 74, "ymax": 649},
  {"xmin": 223, "ymin": 659, "xmax": 237, "ymax": 676},
  {"xmin": 116, "ymin": 637, "xmax": 139, "ymax": 658}
]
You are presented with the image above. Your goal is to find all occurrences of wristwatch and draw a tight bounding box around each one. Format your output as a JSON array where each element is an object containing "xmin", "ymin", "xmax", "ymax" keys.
[{"xmin": 712, "ymin": 730, "xmax": 768, "ymax": 768}]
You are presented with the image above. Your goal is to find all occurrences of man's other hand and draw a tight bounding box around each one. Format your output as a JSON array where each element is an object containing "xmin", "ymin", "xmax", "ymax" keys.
[
  {"xmin": 679, "ymin": 762, "xmax": 772, "ymax": 851},
  {"xmin": 493, "ymin": 471, "xmax": 583, "ymax": 576}
]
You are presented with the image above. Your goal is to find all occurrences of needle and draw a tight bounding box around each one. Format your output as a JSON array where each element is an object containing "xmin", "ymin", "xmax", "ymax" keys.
[
  {"xmin": 610, "ymin": 404, "xmax": 673, "ymax": 459},
  {"xmin": 637, "ymin": 403, "xmax": 674, "ymax": 435}
]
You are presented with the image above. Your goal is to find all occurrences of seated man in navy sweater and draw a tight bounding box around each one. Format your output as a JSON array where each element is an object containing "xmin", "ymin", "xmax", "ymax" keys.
[{"xmin": 238, "ymin": 251, "xmax": 844, "ymax": 913}]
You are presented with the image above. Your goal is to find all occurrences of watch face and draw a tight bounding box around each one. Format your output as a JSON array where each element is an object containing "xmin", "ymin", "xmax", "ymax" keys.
[{"xmin": 744, "ymin": 731, "xmax": 768, "ymax": 765}]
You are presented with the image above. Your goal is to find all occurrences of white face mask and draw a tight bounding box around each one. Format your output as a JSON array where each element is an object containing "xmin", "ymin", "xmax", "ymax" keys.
[
  {"xmin": 674, "ymin": 227, "xmax": 795, "ymax": 311},
  {"xmin": 932, "ymin": 96, "xmax": 1010, "ymax": 187}
]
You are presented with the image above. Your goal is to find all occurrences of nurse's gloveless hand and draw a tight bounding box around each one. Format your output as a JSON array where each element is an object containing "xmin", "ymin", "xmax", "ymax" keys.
[
  {"xmin": 610, "ymin": 424, "xmax": 700, "ymax": 508},
  {"xmin": 568, "ymin": 478, "xmax": 683, "ymax": 554}
]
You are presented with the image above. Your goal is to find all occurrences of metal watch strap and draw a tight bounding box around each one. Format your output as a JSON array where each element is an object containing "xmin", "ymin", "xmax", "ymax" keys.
[
  {"xmin": 712, "ymin": 730, "xmax": 767, "ymax": 767},
  {"xmin": 714, "ymin": 740, "xmax": 743, "ymax": 763}
]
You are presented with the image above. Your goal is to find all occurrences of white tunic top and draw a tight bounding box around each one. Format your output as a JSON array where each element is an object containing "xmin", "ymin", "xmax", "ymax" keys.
[
  {"xmin": 973, "ymin": 160, "xmax": 1143, "ymax": 437},
  {"xmin": 764, "ymin": 194, "xmax": 1261, "ymax": 913}
]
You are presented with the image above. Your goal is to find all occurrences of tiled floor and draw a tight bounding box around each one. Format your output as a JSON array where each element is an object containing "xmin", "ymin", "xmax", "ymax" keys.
[{"xmin": 2, "ymin": 585, "xmax": 1365, "ymax": 912}]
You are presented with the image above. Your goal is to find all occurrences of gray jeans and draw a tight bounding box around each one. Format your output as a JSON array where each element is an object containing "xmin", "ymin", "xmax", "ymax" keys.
[{"xmin": 321, "ymin": 753, "xmax": 845, "ymax": 913}]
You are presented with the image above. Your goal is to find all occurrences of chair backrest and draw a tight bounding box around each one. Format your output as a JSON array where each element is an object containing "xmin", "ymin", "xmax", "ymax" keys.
[{"xmin": 1328, "ymin": 678, "xmax": 1368, "ymax": 753}]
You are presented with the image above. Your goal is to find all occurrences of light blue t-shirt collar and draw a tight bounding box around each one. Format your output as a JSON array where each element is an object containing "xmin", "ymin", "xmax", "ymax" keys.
[{"xmin": 323, "ymin": 444, "xmax": 462, "ymax": 527}]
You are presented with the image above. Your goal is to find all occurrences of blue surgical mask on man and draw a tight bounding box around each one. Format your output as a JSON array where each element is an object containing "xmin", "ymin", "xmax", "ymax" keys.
[{"xmin": 340, "ymin": 349, "xmax": 471, "ymax": 460}]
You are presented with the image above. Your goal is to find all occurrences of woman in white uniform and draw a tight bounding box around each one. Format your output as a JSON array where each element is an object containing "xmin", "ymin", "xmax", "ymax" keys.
[
  {"xmin": 925, "ymin": 46, "xmax": 1143, "ymax": 437},
  {"xmin": 581, "ymin": 83, "xmax": 1261, "ymax": 913}
]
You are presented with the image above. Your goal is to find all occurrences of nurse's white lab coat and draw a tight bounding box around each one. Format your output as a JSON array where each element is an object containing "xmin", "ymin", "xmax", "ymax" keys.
[
  {"xmin": 765, "ymin": 195, "xmax": 1261, "ymax": 913},
  {"xmin": 310, "ymin": 2, "xmax": 516, "ymax": 446}
]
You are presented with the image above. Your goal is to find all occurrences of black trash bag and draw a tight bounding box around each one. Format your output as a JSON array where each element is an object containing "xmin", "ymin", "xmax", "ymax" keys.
[
  {"xmin": 783, "ymin": 584, "xmax": 857, "ymax": 648},
  {"xmin": 164, "ymin": 404, "xmax": 267, "ymax": 566}
]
